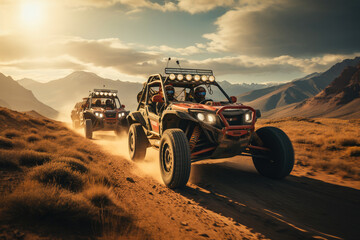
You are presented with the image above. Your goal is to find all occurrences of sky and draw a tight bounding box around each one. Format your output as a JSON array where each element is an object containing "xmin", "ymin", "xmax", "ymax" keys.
[{"xmin": 0, "ymin": 0, "xmax": 359, "ymax": 84}]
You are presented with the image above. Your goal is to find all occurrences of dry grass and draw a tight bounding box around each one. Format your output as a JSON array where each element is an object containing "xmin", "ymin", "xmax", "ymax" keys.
[
  {"xmin": 0, "ymin": 136, "xmax": 14, "ymax": 149},
  {"xmin": 258, "ymin": 117, "xmax": 360, "ymax": 180},
  {"xmin": 84, "ymin": 185, "xmax": 117, "ymax": 208},
  {"xmin": 3, "ymin": 130, "xmax": 21, "ymax": 139},
  {"xmin": 0, "ymin": 107, "xmax": 138, "ymax": 238},
  {"xmin": 18, "ymin": 150, "xmax": 52, "ymax": 167},
  {"xmin": 29, "ymin": 162, "xmax": 85, "ymax": 192},
  {"xmin": 0, "ymin": 150, "xmax": 20, "ymax": 170}
]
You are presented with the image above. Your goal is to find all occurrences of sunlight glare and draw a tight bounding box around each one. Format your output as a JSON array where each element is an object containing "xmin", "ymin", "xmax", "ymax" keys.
[{"xmin": 20, "ymin": 1, "xmax": 44, "ymax": 28}]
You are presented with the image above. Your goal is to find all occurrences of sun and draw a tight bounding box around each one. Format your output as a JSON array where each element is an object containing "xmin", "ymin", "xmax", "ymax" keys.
[{"xmin": 20, "ymin": 1, "xmax": 45, "ymax": 28}]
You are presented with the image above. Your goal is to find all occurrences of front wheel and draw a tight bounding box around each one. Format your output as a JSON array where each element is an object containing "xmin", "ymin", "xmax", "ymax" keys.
[
  {"xmin": 160, "ymin": 129, "xmax": 191, "ymax": 189},
  {"xmin": 251, "ymin": 127, "xmax": 294, "ymax": 179},
  {"xmin": 128, "ymin": 123, "xmax": 147, "ymax": 161},
  {"xmin": 84, "ymin": 119, "xmax": 93, "ymax": 139}
]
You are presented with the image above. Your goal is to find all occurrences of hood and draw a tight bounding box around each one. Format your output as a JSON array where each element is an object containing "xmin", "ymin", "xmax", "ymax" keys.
[{"xmin": 171, "ymin": 102, "xmax": 237, "ymax": 112}]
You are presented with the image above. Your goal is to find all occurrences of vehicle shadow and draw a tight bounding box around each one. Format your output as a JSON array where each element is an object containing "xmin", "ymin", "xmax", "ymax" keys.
[{"xmin": 176, "ymin": 161, "xmax": 360, "ymax": 240}]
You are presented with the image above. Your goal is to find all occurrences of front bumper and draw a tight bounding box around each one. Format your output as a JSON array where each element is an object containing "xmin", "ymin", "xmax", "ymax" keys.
[{"xmin": 191, "ymin": 105, "xmax": 256, "ymax": 160}]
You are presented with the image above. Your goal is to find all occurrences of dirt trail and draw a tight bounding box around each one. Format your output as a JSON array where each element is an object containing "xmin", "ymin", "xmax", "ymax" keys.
[{"xmin": 88, "ymin": 131, "xmax": 360, "ymax": 240}]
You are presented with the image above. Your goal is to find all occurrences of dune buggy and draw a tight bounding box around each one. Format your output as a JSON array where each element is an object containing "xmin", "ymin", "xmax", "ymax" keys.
[
  {"xmin": 71, "ymin": 89, "xmax": 129, "ymax": 139},
  {"xmin": 127, "ymin": 68, "xmax": 294, "ymax": 188}
]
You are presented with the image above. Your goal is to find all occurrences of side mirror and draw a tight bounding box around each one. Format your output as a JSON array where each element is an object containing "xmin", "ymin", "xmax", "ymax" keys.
[
  {"xmin": 121, "ymin": 104, "xmax": 125, "ymax": 108},
  {"xmin": 256, "ymin": 109, "xmax": 261, "ymax": 118},
  {"xmin": 230, "ymin": 96, "xmax": 237, "ymax": 103},
  {"xmin": 152, "ymin": 94, "xmax": 164, "ymax": 103}
]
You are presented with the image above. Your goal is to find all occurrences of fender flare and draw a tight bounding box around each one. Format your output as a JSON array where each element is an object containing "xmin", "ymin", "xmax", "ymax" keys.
[
  {"xmin": 160, "ymin": 110, "xmax": 197, "ymax": 134},
  {"xmin": 127, "ymin": 111, "xmax": 147, "ymax": 127}
]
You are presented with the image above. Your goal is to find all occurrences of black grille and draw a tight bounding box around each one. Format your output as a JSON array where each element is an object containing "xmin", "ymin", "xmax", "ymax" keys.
[
  {"xmin": 105, "ymin": 111, "xmax": 116, "ymax": 118},
  {"xmin": 222, "ymin": 110, "xmax": 245, "ymax": 126}
]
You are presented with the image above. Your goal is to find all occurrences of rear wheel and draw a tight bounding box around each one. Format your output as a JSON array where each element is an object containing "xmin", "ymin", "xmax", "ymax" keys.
[
  {"xmin": 128, "ymin": 123, "xmax": 147, "ymax": 161},
  {"xmin": 251, "ymin": 127, "xmax": 294, "ymax": 179},
  {"xmin": 160, "ymin": 129, "xmax": 191, "ymax": 189},
  {"xmin": 84, "ymin": 119, "xmax": 93, "ymax": 139}
]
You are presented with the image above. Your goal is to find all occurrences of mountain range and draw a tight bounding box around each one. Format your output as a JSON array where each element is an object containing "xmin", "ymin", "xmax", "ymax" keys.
[
  {"xmin": 0, "ymin": 73, "xmax": 58, "ymax": 118},
  {"xmin": 1, "ymin": 56, "xmax": 359, "ymax": 120},
  {"xmin": 237, "ymin": 57, "xmax": 360, "ymax": 115},
  {"xmin": 266, "ymin": 64, "xmax": 360, "ymax": 119}
]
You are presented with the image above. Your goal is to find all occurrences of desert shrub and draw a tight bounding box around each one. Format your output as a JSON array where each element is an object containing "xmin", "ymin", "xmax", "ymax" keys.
[
  {"xmin": 324, "ymin": 144, "xmax": 343, "ymax": 151},
  {"xmin": 348, "ymin": 147, "xmax": 360, "ymax": 157},
  {"xmin": 0, "ymin": 137, "xmax": 13, "ymax": 149},
  {"xmin": 3, "ymin": 130, "xmax": 21, "ymax": 139},
  {"xmin": 30, "ymin": 162, "xmax": 85, "ymax": 192},
  {"xmin": 54, "ymin": 157, "xmax": 88, "ymax": 174},
  {"xmin": 31, "ymin": 140, "xmax": 59, "ymax": 153},
  {"xmin": 46, "ymin": 125, "xmax": 56, "ymax": 130},
  {"xmin": 0, "ymin": 108, "xmax": 12, "ymax": 118},
  {"xmin": 43, "ymin": 134, "xmax": 57, "ymax": 140},
  {"xmin": 59, "ymin": 149, "xmax": 87, "ymax": 162},
  {"xmin": 84, "ymin": 185, "xmax": 116, "ymax": 208},
  {"xmin": 0, "ymin": 150, "xmax": 20, "ymax": 170},
  {"xmin": 29, "ymin": 128, "xmax": 38, "ymax": 134},
  {"xmin": 339, "ymin": 138, "xmax": 359, "ymax": 147},
  {"xmin": 18, "ymin": 150, "xmax": 51, "ymax": 166},
  {"xmin": 88, "ymin": 165, "xmax": 112, "ymax": 186},
  {"xmin": 59, "ymin": 136, "xmax": 76, "ymax": 146},
  {"xmin": 2, "ymin": 181, "xmax": 99, "ymax": 235},
  {"xmin": 29, "ymin": 119, "xmax": 45, "ymax": 126},
  {"xmin": 27, "ymin": 134, "xmax": 40, "ymax": 143},
  {"xmin": 295, "ymin": 138, "xmax": 315, "ymax": 145},
  {"xmin": 11, "ymin": 139, "xmax": 26, "ymax": 149}
]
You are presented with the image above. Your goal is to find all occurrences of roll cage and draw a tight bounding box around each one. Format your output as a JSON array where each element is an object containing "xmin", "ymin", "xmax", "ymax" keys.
[{"xmin": 137, "ymin": 72, "xmax": 232, "ymax": 110}]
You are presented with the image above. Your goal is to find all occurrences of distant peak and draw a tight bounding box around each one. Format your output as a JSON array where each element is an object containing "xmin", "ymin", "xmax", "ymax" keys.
[{"xmin": 68, "ymin": 71, "xmax": 100, "ymax": 78}]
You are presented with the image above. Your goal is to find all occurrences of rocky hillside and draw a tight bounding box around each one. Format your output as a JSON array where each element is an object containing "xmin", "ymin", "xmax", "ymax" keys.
[
  {"xmin": 237, "ymin": 57, "xmax": 360, "ymax": 112},
  {"xmin": 265, "ymin": 64, "xmax": 360, "ymax": 119},
  {"xmin": 0, "ymin": 73, "xmax": 58, "ymax": 119}
]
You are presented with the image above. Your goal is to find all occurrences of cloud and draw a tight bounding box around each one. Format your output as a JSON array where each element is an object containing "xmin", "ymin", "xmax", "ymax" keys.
[
  {"xmin": 177, "ymin": 0, "xmax": 234, "ymax": 14},
  {"xmin": 204, "ymin": 0, "xmax": 360, "ymax": 57},
  {"xmin": 147, "ymin": 45, "xmax": 203, "ymax": 55},
  {"xmin": 1, "ymin": 34, "xmax": 358, "ymax": 82}
]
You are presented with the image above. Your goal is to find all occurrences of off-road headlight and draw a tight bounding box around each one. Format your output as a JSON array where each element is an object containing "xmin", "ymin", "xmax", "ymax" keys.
[
  {"xmin": 244, "ymin": 112, "xmax": 252, "ymax": 123},
  {"xmin": 209, "ymin": 75, "xmax": 215, "ymax": 82},
  {"xmin": 100, "ymin": 92, "xmax": 104, "ymax": 96},
  {"xmin": 118, "ymin": 112, "xmax": 125, "ymax": 118},
  {"xmin": 113, "ymin": 93, "xmax": 117, "ymax": 97},
  {"xmin": 201, "ymin": 75, "xmax": 208, "ymax": 81},
  {"xmin": 104, "ymin": 92, "xmax": 108, "ymax": 96},
  {"xmin": 177, "ymin": 74, "xmax": 184, "ymax": 81},
  {"xmin": 197, "ymin": 113, "xmax": 205, "ymax": 121},
  {"xmin": 95, "ymin": 112, "xmax": 104, "ymax": 118},
  {"xmin": 194, "ymin": 75, "xmax": 201, "ymax": 81},
  {"xmin": 186, "ymin": 74, "xmax": 192, "ymax": 81},
  {"xmin": 196, "ymin": 112, "xmax": 216, "ymax": 124},
  {"xmin": 207, "ymin": 114, "xmax": 216, "ymax": 124},
  {"xmin": 95, "ymin": 92, "xmax": 100, "ymax": 95},
  {"xmin": 169, "ymin": 74, "xmax": 176, "ymax": 80}
]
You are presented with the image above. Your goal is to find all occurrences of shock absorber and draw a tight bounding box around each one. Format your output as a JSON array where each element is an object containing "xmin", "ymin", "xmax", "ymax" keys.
[{"xmin": 189, "ymin": 126, "xmax": 201, "ymax": 152}]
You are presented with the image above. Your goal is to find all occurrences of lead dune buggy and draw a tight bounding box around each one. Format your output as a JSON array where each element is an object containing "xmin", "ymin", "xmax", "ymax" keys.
[
  {"xmin": 127, "ymin": 68, "xmax": 294, "ymax": 188},
  {"xmin": 71, "ymin": 89, "xmax": 129, "ymax": 139}
]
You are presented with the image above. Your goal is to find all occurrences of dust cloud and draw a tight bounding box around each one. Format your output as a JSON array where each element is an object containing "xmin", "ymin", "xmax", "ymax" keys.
[{"xmin": 74, "ymin": 128, "xmax": 163, "ymax": 183}]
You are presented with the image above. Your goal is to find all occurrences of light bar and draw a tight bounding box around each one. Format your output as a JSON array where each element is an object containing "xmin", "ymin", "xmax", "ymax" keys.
[
  {"xmin": 165, "ymin": 67, "xmax": 213, "ymax": 75},
  {"xmin": 93, "ymin": 89, "xmax": 118, "ymax": 93}
]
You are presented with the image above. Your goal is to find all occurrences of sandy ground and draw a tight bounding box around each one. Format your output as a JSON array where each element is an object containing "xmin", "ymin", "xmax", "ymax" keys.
[{"xmin": 80, "ymin": 129, "xmax": 360, "ymax": 240}]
